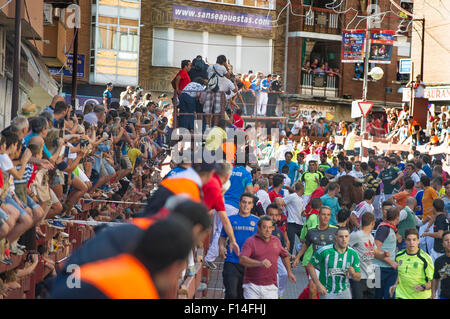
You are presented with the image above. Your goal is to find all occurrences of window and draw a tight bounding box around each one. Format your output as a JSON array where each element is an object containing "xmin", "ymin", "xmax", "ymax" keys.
[{"xmin": 152, "ymin": 28, "xmax": 273, "ymax": 75}]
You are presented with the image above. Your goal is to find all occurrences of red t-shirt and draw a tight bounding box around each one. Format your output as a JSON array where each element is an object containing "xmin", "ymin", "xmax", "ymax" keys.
[
  {"xmin": 233, "ymin": 114, "xmax": 244, "ymax": 129},
  {"xmin": 240, "ymin": 234, "xmax": 289, "ymax": 286},
  {"xmin": 277, "ymin": 213, "xmax": 288, "ymax": 233},
  {"xmin": 305, "ymin": 186, "xmax": 325, "ymax": 213},
  {"xmin": 202, "ymin": 173, "xmax": 225, "ymax": 212},
  {"xmin": 268, "ymin": 190, "xmax": 282, "ymax": 203},
  {"xmin": 175, "ymin": 69, "xmax": 191, "ymax": 92}
]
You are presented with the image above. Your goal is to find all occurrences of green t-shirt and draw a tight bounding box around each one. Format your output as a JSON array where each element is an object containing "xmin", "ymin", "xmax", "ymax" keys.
[
  {"xmin": 395, "ymin": 249, "xmax": 434, "ymax": 299},
  {"xmin": 302, "ymin": 171, "xmax": 323, "ymax": 195},
  {"xmin": 310, "ymin": 244, "xmax": 361, "ymax": 294},
  {"xmin": 300, "ymin": 213, "xmax": 319, "ymax": 267},
  {"xmin": 378, "ymin": 166, "xmax": 400, "ymax": 195},
  {"xmin": 318, "ymin": 163, "xmax": 331, "ymax": 173}
]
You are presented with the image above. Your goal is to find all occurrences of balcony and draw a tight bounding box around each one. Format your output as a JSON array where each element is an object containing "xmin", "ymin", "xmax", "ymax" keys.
[
  {"xmin": 300, "ymin": 72, "xmax": 339, "ymax": 98},
  {"xmin": 301, "ymin": 7, "xmax": 341, "ymax": 35},
  {"xmin": 42, "ymin": 20, "xmax": 68, "ymax": 66}
]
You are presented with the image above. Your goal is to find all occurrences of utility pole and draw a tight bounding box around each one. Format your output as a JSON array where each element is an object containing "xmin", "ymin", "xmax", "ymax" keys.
[
  {"xmin": 70, "ymin": 26, "xmax": 78, "ymax": 108},
  {"xmin": 360, "ymin": 25, "xmax": 371, "ymax": 158},
  {"xmin": 12, "ymin": 0, "xmax": 23, "ymax": 118}
]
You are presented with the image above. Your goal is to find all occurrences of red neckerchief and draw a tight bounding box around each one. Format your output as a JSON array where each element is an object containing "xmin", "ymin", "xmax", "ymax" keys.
[
  {"xmin": 306, "ymin": 208, "xmax": 319, "ymax": 219},
  {"xmin": 27, "ymin": 164, "xmax": 38, "ymax": 190},
  {"xmin": 379, "ymin": 221, "xmax": 397, "ymax": 232},
  {"xmin": 0, "ymin": 169, "xmax": 3, "ymax": 189}
]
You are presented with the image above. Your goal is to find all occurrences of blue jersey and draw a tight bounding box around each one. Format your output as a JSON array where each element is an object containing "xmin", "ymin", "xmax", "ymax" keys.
[
  {"xmin": 422, "ymin": 165, "xmax": 432, "ymax": 178},
  {"xmin": 165, "ymin": 167, "xmax": 186, "ymax": 178},
  {"xmin": 325, "ymin": 166, "xmax": 339, "ymax": 177},
  {"xmin": 278, "ymin": 160, "xmax": 299, "ymax": 186},
  {"xmin": 260, "ymin": 79, "xmax": 270, "ymax": 92},
  {"xmin": 103, "ymin": 89, "xmax": 112, "ymax": 105},
  {"xmin": 250, "ymin": 79, "xmax": 260, "ymax": 92},
  {"xmin": 221, "ymin": 213, "xmax": 259, "ymax": 264},
  {"xmin": 415, "ymin": 190, "xmax": 424, "ymax": 216},
  {"xmin": 224, "ymin": 165, "xmax": 253, "ymax": 209}
]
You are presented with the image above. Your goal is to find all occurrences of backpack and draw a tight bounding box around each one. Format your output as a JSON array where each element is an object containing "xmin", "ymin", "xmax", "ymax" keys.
[{"xmin": 207, "ymin": 66, "xmax": 223, "ymax": 93}]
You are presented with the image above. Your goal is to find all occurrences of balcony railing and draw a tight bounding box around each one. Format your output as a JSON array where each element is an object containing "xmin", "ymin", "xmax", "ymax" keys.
[
  {"xmin": 302, "ymin": 7, "xmax": 341, "ymax": 35},
  {"xmin": 300, "ymin": 72, "xmax": 339, "ymax": 97}
]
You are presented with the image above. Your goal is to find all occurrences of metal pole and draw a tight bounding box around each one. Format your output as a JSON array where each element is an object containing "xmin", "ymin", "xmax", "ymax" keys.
[
  {"xmin": 71, "ymin": 26, "xmax": 79, "ymax": 108},
  {"xmin": 12, "ymin": 0, "xmax": 23, "ymax": 119},
  {"xmin": 283, "ymin": 6, "xmax": 289, "ymax": 92},
  {"xmin": 360, "ymin": 27, "xmax": 371, "ymax": 158},
  {"xmin": 420, "ymin": 19, "xmax": 425, "ymax": 79}
]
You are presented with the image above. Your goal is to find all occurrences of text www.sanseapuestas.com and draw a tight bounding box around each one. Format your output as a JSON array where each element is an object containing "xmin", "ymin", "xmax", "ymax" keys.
[{"xmin": 174, "ymin": 8, "xmax": 271, "ymax": 27}]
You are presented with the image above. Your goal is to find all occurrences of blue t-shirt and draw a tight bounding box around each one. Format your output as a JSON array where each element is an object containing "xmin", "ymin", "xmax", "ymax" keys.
[
  {"xmin": 422, "ymin": 164, "xmax": 433, "ymax": 178},
  {"xmin": 325, "ymin": 166, "xmax": 339, "ymax": 177},
  {"xmin": 221, "ymin": 213, "xmax": 259, "ymax": 264},
  {"xmin": 103, "ymin": 89, "xmax": 112, "ymax": 105},
  {"xmin": 443, "ymin": 197, "xmax": 450, "ymax": 214},
  {"xmin": 278, "ymin": 160, "xmax": 299, "ymax": 187},
  {"xmin": 260, "ymin": 79, "xmax": 270, "ymax": 92},
  {"xmin": 320, "ymin": 193, "xmax": 341, "ymax": 225},
  {"xmin": 23, "ymin": 133, "xmax": 52, "ymax": 159},
  {"xmin": 397, "ymin": 163, "xmax": 405, "ymax": 171},
  {"xmin": 250, "ymin": 79, "xmax": 260, "ymax": 92},
  {"xmin": 415, "ymin": 190, "xmax": 424, "ymax": 216},
  {"xmin": 224, "ymin": 165, "xmax": 253, "ymax": 209}
]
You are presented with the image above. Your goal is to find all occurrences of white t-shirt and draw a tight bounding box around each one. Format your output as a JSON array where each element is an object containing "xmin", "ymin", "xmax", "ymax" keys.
[
  {"xmin": 349, "ymin": 170, "xmax": 364, "ymax": 179},
  {"xmin": 351, "ymin": 200, "xmax": 375, "ymax": 224},
  {"xmin": 282, "ymin": 173, "xmax": 291, "ymax": 188},
  {"xmin": 256, "ymin": 189, "xmax": 271, "ymax": 213},
  {"xmin": 344, "ymin": 132, "xmax": 357, "ymax": 150},
  {"xmin": 291, "ymin": 120, "xmax": 303, "ymax": 135},
  {"xmin": 207, "ymin": 64, "xmax": 227, "ymax": 79},
  {"xmin": 414, "ymin": 81, "xmax": 425, "ymax": 98},
  {"xmin": 120, "ymin": 91, "xmax": 132, "ymax": 107},
  {"xmin": 285, "ymin": 192, "xmax": 305, "ymax": 225},
  {"xmin": 0, "ymin": 153, "xmax": 14, "ymax": 173}
]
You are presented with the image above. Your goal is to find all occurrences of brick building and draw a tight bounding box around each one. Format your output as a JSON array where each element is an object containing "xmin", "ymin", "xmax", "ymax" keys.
[
  {"xmin": 285, "ymin": 0, "xmax": 411, "ymax": 121},
  {"xmin": 139, "ymin": 0, "xmax": 287, "ymax": 93}
]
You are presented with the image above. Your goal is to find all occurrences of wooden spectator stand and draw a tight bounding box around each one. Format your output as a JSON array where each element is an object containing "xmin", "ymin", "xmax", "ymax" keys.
[{"xmin": 411, "ymin": 97, "xmax": 429, "ymax": 129}]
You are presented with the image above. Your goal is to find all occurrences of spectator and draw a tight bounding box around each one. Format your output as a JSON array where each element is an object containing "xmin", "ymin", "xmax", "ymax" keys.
[{"xmin": 432, "ymin": 230, "xmax": 450, "ymax": 299}]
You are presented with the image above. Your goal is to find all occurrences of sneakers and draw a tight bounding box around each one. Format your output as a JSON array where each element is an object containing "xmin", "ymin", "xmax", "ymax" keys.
[
  {"xmin": 0, "ymin": 257, "xmax": 13, "ymax": 265},
  {"xmin": 73, "ymin": 203, "xmax": 82, "ymax": 213},
  {"xmin": 48, "ymin": 220, "xmax": 66, "ymax": 230},
  {"xmin": 61, "ymin": 232, "xmax": 69, "ymax": 238},
  {"xmin": 59, "ymin": 214, "xmax": 74, "ymax": 220},
  {"xmin": 204, "ymin": 261, "xmax": 217, "ymax": 270},
  {"xmin": 122, "ymin": 177, "xmax": 130, "ymax": 183}
]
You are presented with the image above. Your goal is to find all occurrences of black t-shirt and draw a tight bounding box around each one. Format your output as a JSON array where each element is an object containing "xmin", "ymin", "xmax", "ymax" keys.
[
  {"xmin": 272, "ymin": 227, "xmax": 286, "ymax": 248},
  {"xmin": 270, "ymin": 80, "xmax": 281, "ymax": 93},
  {"xmin": 433, "ymin": 254, "xmax": 450, "ymax": 299},
  {"xmin": 433, "ymin": 214, "xmax": 450, "ymax": 253}
]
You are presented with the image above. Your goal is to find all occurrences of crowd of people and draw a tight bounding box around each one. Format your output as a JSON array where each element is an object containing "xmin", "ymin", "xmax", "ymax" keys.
[{"xmin": 0, "ymin": 52, "xmax": 449, "ymax": 300}]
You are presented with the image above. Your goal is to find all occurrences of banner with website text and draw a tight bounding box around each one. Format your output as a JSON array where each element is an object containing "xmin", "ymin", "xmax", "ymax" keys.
[{"xmin": 173, "ymin": 4, "xmax": 273, "ymax": 30}]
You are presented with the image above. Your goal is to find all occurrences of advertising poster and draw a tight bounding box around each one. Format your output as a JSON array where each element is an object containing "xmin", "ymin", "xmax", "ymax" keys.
[
  {"xmin": 341, "ymin": 29, "xmax": 366, "ymax": 63},
  {"xmin": 369, "ymin": 30, "xmax": 394, "ymax": 64}
]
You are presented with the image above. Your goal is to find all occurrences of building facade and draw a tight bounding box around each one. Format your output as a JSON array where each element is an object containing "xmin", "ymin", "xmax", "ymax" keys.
[
  {"xmin": 285, "ymin": 0, "xmax": 412, "ymax": 121},
  {"xmin": 139, "ymin": 0, "xmax": 287, "ymax": 93},
  {"xmin": 410, "ymin": 0, "xmax": 450, "ymax": 111},
  {"xmin": 0, "ymin": 0, "xmax": 59, "ymax": 129}
]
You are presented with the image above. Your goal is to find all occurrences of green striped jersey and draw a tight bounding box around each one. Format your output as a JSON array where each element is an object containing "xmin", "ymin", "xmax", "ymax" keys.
[{"xmin": 310, "ymin": 244, "xmax": 361, "ymax": 294}]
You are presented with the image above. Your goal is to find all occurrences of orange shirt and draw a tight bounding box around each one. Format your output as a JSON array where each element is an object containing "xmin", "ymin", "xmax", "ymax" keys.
[
  {"xmin": 392, "ymin": 190, "xmax": 411, "ymax": 209},
  {"xmin": 422, "ymin": 186, "xmax": 439, "ymax": 218}
]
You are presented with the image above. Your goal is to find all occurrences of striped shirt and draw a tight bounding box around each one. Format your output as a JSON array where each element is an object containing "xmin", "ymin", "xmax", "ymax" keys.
[
  {"xmin": 310, "ymin": 244, "xmax": 360, "ymax": 294},
  {"xmin": 14, "ymin": 164, "xmax": 34, "ymax": 185}
]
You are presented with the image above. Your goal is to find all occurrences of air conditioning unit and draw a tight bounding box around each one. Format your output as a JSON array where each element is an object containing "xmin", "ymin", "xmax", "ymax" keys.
[{"xmin": 44, "ymin": 3, "xmax": 53, "ymax": 25}]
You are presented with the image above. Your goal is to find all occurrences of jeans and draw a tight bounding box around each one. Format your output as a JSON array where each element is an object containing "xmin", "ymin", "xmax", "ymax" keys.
[
  {"xmin": 350, "ymin": 279, "xmax": 376, "ymax": 299},
  {"xmin": 178, "ymin": 93, "xmax": 197, "ymax": 131},
  {"xmin": 375, "ymin": 267, "xmax": 398, "ymax": 299},
  {"xmin": 222, "ymin": 261, "xmax": 245, "ymax": 299},
  {"xmin": 287, "ymin": 223, "xmax": 302, "ymax": 255}
]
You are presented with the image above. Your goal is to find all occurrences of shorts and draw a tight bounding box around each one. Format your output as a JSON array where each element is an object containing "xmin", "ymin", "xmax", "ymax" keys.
[
  {"xmin": 77, "ymin": 167, "xmax": 90, "ymax": 184},
  {"xmin": 0, "ymin": 207, "xmax": 9, "ymax": 221},
  {"xmin": 5, "ymin": 193, "xmax": 29, "ymax": 217},
  {"xmin": 51, "ymin": 171, "xmax": 63, "ymax": 187},
  {"xmin": 22, "ymin": 195, "xmax": 40, "ymax": 210},
  {"xmin": 242, "ymin": 283, "xmax": 278, "ymax": 299},
  {"xmin": 120, "ymin": 155, "xmax": 132, "ymax": 170},
  {"xmin": 100, "ymin": 159, "xmax": 115, "ymax": 177},
  {"xmin": 50, "ymin": 189, "xmax": 59, "ymax": 205}
]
